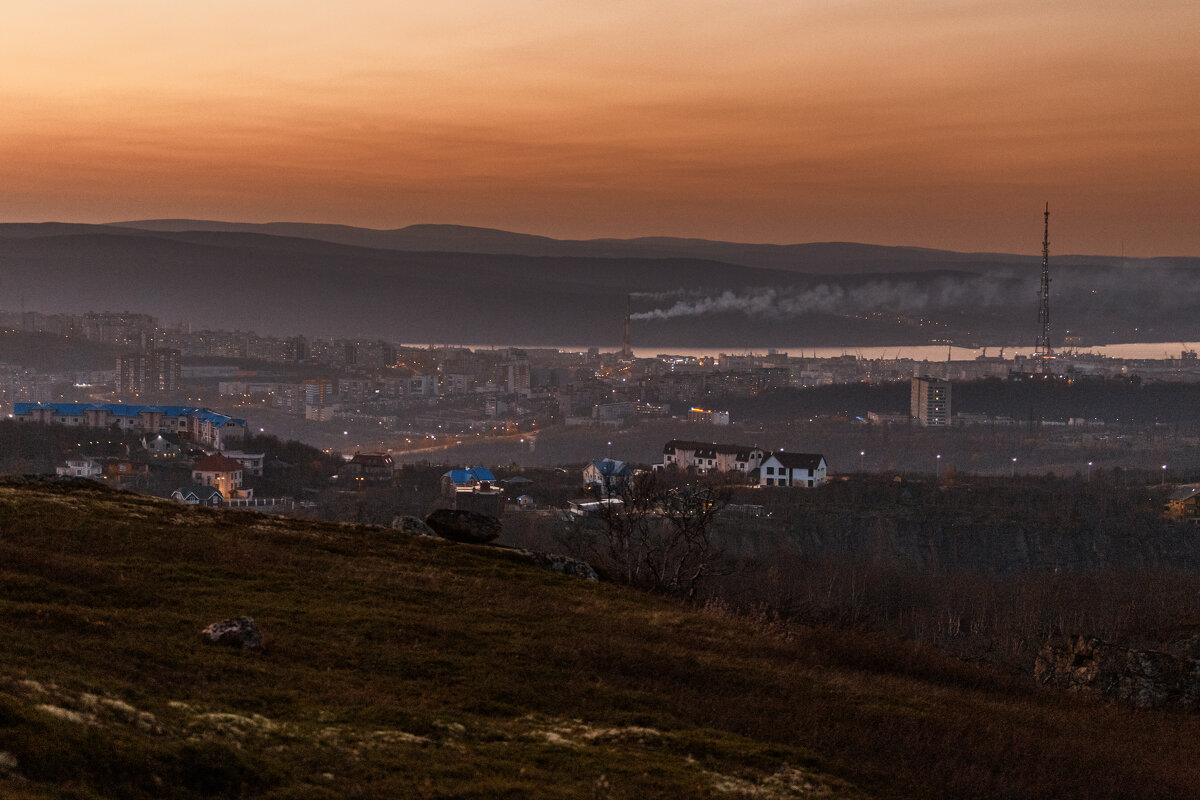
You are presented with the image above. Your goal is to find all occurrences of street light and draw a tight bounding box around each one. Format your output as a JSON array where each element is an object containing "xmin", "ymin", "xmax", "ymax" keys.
[
  {"xmin": 1087, "ymin": 461, "xmax": 1093, "ymax": 482},
  {"xmin": 1162, "ymin": 464, "xmax": 1167, "ymax": 486},
  {"xmin": 936, "ymin": 453, "xmax": 941, "ymax": 478},
  {"xmin": 1011, "ymin": 457, "xmax": 1017, "ymax": 478},
  {"xmin": 860, "ymin": 450, "xmax": 865, "ymax": 472}
]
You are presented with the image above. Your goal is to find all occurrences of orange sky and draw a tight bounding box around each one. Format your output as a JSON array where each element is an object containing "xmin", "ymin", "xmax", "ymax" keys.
[{"xmin": 2, "ymin": 1, "xmax": 1198, "ymax": 254}]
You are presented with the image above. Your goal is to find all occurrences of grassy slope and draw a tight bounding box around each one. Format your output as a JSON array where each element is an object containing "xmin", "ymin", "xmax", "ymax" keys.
[{"xmin": 1, "ymin": 482, "xmax": 1199, "ymax": 799}]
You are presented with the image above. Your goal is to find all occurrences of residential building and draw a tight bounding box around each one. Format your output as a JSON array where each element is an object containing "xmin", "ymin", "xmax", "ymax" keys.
[
  {"xmin": 662, "ymin": 440, "xmax": 764, "ymax": 474},
  {"xmin": 192, "ymin": 453, "xmax": 250, "ymax": 499},
  {"xmin": 171, "ymin": 485, "xmax": 224, "ymax": 506},
  {"xmin": 303, "ymin": 378, "xmax": 334, "ymax": 420},
  {"xmin": 759, "ymin": 452, "xmax": 827, "ymax": 488},
  {"xmin": 13, "ymin": 403, "xmax": 246, "ymax": 450},
  {"xmin": 506, "ymin": 360, "xmax": 531, "ymax": 397},
  {"xmin": 1166, "ymin": 485, "xmax": 1200, "ymax": 521},
  {"xmin": 220, "ymin": 450, "xmax": 266, "ymax": 477},
  {"xmin": 116, "ymin": 348, "xmax": 180, "ymax": 397},
  {"xmin": 441, "ymin": 467, "xmax": 497, "ymax": 498},
  {"xmin": 688, "ymin": 407, "xmax": 731, "ymax": 425},
  {"xmin": 583, "ymin": 458, "xmax": 634, "ymax": 496},
  {"xmin": 453, "ymin": 482, "xmax": 504, "ymax": 517},
  {"xmin": 56, "ymin": 457, "xmax": 102, "ymax": 479},
  {"xmin": 340, "ymin": 452, "xmax": 395, "ymax": 484},
  {"xmin": 911, "ymin": 376, "xmax": 951, "ymax": 426}
]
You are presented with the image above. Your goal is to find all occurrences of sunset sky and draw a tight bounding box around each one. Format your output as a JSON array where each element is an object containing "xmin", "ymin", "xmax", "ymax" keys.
[{"xmin": 2, "ymin": 1, "xmax": 1198, "ymax": 254}]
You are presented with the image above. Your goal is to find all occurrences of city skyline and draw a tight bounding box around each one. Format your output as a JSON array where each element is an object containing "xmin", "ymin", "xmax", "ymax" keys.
[{"xmin": 3, "ymin": 2, "xmax": 1198, "ymax": 256}]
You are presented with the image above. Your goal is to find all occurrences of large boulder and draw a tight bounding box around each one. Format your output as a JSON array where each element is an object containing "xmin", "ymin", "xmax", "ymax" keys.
[
  {"xmin": 1035, "ymin": 635, "xmax": 1200, "ymax": 709},
  {"xmin": 201, "ymin": 617, "xmax": 265, "ymax": 651},
  {"xmin": 424, "ymin": 508, "xmax": 501, "ymax": 544}
]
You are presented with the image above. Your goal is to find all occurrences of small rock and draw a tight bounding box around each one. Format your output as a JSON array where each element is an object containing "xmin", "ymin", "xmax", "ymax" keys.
[
  {"xmin": 523, "ymin": 551, "xmax": 599, "ymax": 581},
  {"xmin": 0, "ymin": 750, "xmax": 24, "ymax": 782},
  {"xmin": 201, "ymin": 617, "xmax": 264, "ymax": 651},
  {"xmin": 424, "ymin": 509, "xmax": 501, "ymax": 544},
  {"xmin": 392, "ymin": 515, "xmax": 437, "ymax": 537}
]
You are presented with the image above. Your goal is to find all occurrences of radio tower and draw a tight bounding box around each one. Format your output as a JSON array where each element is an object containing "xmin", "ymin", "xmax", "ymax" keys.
[{"xmin": 1035, "ymin": 203, "xmax": 1052, "ymax": 358}]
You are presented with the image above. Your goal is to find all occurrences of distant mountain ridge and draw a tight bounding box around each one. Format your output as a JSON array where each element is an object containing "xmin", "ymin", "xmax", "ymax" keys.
[
  {"xmin": 109, "ymin": 218, "xmax": 1141, "ymax": 273},
  {"xmin": 2, "ymin": 221, "xmax": 1198, "ymax": 347}
]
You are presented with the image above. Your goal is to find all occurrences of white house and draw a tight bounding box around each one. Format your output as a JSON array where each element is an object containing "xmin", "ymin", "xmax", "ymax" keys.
[
  {"xmin": 759, "ymin": 452, "xmax": 827, "ymax": 488},
  {"xmin": 56, "ymin": 457, "xmax": 103, "ymax": 479},
  {"xmin": 219, "ymin": 450, "xmax": 266, "ymax": 477},
  {"xmin": 171, "ymin": 485, "xmax": 224, "ymax": 506}
]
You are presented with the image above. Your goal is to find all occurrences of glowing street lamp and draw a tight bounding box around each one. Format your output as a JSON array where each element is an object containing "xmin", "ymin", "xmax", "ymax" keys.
[
  {"xmin": 1162, "ymin": 464, "xmax": 1168, "ymax": 486},
  {"xmin": 860, "ymin": 450, "xmax": 865, "ymax": 472},
  {"xmin": 1087, "ymin": 461, "xmax": 1093, "ymax": 482},
  {"xmin": 1011, "ymin": 457, "xmax": 1017, "ymax": 478},
  {"xmin": 936, "ymin": 453, "xmax": 941, "ymax": 478}
]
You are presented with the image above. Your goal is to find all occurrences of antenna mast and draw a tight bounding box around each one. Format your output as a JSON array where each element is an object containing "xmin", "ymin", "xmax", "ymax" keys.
[{"xmin": 1035, "ymin": 203, "xmax": 1052, "ymax": 358}]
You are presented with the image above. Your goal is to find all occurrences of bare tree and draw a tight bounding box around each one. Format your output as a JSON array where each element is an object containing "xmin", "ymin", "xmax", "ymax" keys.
[{"xmin": 578, "ymin": 471, "xmax": 733, "ymax": 599}]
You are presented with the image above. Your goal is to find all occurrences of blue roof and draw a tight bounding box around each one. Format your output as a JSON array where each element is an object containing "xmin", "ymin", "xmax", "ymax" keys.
[
  {"xmin": 590, "ymin": 458, "xmax": 632, "ymax": 477},
  {"xmin": 106, "ymin": 405, "xmax": 145, "ymax": 417},
  {"xmin": 443, "ymin": 467, "xmax": 496, "ymax": 484},
  {"xmin": 12, "ymin": 402, "xmax": 239, "ymax": 425}
]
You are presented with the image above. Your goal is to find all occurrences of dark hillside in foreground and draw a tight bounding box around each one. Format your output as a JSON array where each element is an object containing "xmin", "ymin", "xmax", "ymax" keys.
[{"xmin": 2, "ymin": 481, "xmax": 1200, "ymax": 798}]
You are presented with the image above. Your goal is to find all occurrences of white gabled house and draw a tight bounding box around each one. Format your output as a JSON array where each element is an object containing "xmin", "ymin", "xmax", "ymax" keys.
[
  {"xmin": 759, "ymin": 452, "xmax": 827, "ymax": 488},
  {"xmin": 56, "ymin": 457, "xmax": 103, "ymax": 479},
  {"xmin": 171, "ymin": 485, "xmax": 224, "ymax": 506}
]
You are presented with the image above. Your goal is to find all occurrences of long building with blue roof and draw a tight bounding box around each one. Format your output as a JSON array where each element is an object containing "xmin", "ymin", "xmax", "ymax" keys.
[{"xmin": 12, "ymin": 403, "xmax": 246, "ymax": 450}]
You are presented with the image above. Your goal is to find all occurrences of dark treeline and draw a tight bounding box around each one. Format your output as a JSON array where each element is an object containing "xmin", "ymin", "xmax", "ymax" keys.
[
  {"xmin": 728, "ymin": 377, "xmax": 1200, "ymax": 425},
  {"xmin": 0, "ymin": 421, "xmax": 144, "ymax": 475},
  {"xmin": 707, "ymin": 476, "xmax": 1200, "ymax": 664},
  {"xmin": 503, "ymin": 471, "xmax": 1200, "ymax": 673},
  {"xmin": 0, "ymin": 330, "xmax": 123, "ymax": 371}
]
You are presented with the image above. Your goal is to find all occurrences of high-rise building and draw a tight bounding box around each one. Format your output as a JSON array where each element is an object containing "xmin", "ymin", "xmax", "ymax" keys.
[
  {"xmin": 150, "ymin": 349, "xmax": 181, "ymax": 394},
  {"xmin": 506, "ymin": 360, "xmax": 531, "ymax": 397},
  {"xmin": 116, "ymin": 349, "xmax": 180, "ymax": 397},
  {"xmin": 116, "ymin": 353, "xmax": 151, "ymax": 396},
  {"xmin": 303, "ymin": 378, "xmax": 331, "ymax": 407},
  {"xmin": 911, "ymin": 376, "xmax": 951, "ymax": 426}
]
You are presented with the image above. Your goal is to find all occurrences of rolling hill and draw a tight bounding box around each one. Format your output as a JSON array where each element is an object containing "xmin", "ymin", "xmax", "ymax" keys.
[{"xmin": 2, "ymin": 479, "xmax": 1200, "ymax": 798}]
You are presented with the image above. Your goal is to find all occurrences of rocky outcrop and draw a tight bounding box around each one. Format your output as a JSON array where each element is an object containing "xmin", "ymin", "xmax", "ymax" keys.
[
  {"xmin": 0, "ymin": 750, "xmax": 25, "ymax": 782},
  {"xmin": 1035, "ymin": 635, "xmax": 1200, "ymax": 709},
  {"xmin": 201, "ymin": 617, "xmax": 265, "ymax": 651},
  {"xmin": 424, "ymin": 509, "xmax": 501, "ymax": 544},
  {"xmin": 519, "ymin": 551, "xmax": 599, "ymax": 582},
  {"xmin": 392, "ymin": 515, "xmax": 437, "ymax": 537}
]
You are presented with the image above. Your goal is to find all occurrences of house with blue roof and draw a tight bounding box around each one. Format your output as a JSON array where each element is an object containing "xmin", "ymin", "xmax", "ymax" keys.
[
  {"xmin": 583, "ymin": 458, "xmax": 634, "ymax": 496},
  {"xmin": 440, "ymin": 466, "xmax": 503, "ymax": 517},
  {"xmin": 441, "ymin": 466, "xmax": 497, "ymax": 498}
]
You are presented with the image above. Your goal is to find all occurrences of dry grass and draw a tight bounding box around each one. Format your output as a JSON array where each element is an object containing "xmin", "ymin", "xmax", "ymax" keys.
[{"xmin": 2, "ymin": 480, "xmax": 1200, "ymax": 798}]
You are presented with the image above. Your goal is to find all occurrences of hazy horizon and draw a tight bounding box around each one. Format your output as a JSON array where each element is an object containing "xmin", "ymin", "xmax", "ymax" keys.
[{"xmin": 4, "ymin": 3, "xmax": 1199, "ymax": 256}]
